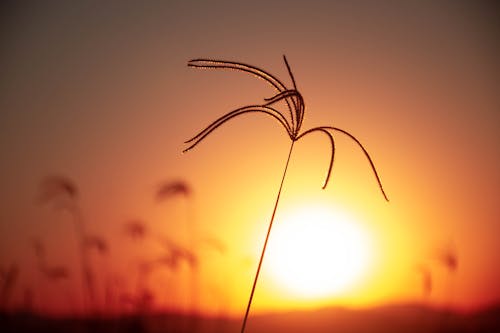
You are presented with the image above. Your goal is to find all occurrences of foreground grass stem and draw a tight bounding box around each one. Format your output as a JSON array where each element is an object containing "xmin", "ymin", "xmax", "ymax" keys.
[{"xmin": 241, "ymin": 141, "xmax": 294, "ymax": 333}]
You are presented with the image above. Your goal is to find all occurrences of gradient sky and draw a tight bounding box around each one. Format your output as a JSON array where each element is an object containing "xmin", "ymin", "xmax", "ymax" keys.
[{"xmin": 1, "ymin": 0, "xmax": 499, "ymax": 316}]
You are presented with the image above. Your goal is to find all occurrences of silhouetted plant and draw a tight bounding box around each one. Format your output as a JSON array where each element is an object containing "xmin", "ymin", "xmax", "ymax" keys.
[
  {"xmin": 84, "ymin": 234, "xmax": 110, "ymax": 313},
  {"xmin": 123, "ymin": 219, "xmax": 164, "ymax": 313},
  {"xmin": 156, "ymin": 180, "xmax": 192, "ymax": 201},
  {"xmin": 416, "ymin": 264, "xmax": 432, "ymax": 300},
  {"xmin": 160, "ymin": 237, "xmax": 199, "ymax": 332},
  {"xmin": 134, "ymin": 260, "xmax": 155, "ymax": 298},
  {"xmin": 32, "ymin": 238, "xmax": 71, "ymax": 281},
  {"xmin": 37, "ymin": 175, "xmax": 96, "ymax": 313},
  {"xmin": 135, "ymin": 289, "xmax": 155, "ymax": 314},
  {"xmin": 198, "ymin": 236, "xmax": 228, "ymax": 329},
  {"xmin": 30, "ymin": 237, "xmax": 71, "ymax": 316},
  {"xmin": 433, "ymin": 242, "xmax": 458, "ymax": 332},
  {"xmin": 155, "ymin": 179, "xmax": 199, "ymax": 323},
  {"xmin": 32, "ymin": 238, "xmax": 45, "ymax": 263},
  {"xmin": 438, "ymin": 244, "xmax": 458, "ymax": 274},
  {"xmin": 414, "ymin": 264, "xmax": 433, "ymax": 333},
  {"xmin": 160, "ymin": 237, "xmax": 199, "ymax": 270},
  {"xmin": 125, "ymin": 222, "xmax": 198, "ymax": 315},
  {"xmin": 124, "ymin": 219, "xmax": 148, "ymax": 240},
  {"xmin": 0, "ymin": 263, "xmax": 19, "ymax": 311},
  {"xmin": 437, "ymin": 242, "xmax": 458, "ymax": 310},
  {"xmin": 22, "ymin": 287, "xmax": 35, "ymax": 313},
  {"xmin": 185, "ymin": 56, "xmax": 389, "ymax": 332},
  {"xmin": 155, "ymin": 180, "xmax": 194, "ymax": 246},
  {"xmin": 84, "ymin": 235, "xmax": 109, "ymax": 255},
  {"xmin": 38, "ymin": 176, "xmax": 77, "ymax": 209},
  {"xmin": 104, "ymin": 274, "xmax": 123, "ymax": 316}
]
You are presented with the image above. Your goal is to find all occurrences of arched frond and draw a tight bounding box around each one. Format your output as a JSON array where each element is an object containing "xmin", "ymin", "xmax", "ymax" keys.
[
  {"xmin": 156, "ymin": 180, "xmax": 192, "ymax": 200},
  {"xmin": 124, "ymin": 220, "xmax": 148, "ymax": 239},
  {"xmin": 185, "ymin": 105, "xmax": 292, "ymax": 144},
  {"xmin": 183, "ymin": 105, "xmax": 293, "ymax": 152},
  {"xmin": 296, "ymin": 127, "xmax": 335, "ymax": 189},
  {"xmin": 322, "ymin": 126, "xmax": 389, "ymax": 201},
  {"xmin": 37, "ymin": 175, "xmax": 78, "ymax": 204},
  {"xmin": 84, "ymin": 235, "xmax": 109, "ymax": 255},
  {"xmin": 188, "ymin": 59, "xmax": 297, "ymax": 128},
  {"xmin": 188, "ymin": 59, "xmax": 287, "ymax": 93}
]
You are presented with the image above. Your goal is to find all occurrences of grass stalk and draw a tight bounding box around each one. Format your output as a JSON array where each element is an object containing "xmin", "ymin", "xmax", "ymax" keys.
[
  {"xmin": 38, "ymin": 176, "xmax": 96, "ymax": 314},
  {"xmin": 240, "ymin": 141, "xmax": 294, "ymax": 333},
  {"xmin": 184, "ymin": 56, "xmax": 388, "ymax": 333}
]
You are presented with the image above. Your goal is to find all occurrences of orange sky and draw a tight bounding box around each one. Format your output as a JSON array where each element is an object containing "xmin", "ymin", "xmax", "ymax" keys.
[{"xmin": 1, "ymin": 0, "xmax": 499, "ymax": 317}]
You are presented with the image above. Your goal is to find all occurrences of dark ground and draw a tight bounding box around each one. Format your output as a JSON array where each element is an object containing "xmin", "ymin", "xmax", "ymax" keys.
[{"xmin": 1, "ymin": 303, "xmax": 499, "ymax": 333}]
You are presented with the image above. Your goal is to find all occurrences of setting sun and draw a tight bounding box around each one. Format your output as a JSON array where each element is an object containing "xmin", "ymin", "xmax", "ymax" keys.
[{"xmin": 267, "ymin": 205, "xmax": 372, "ymax": 298}]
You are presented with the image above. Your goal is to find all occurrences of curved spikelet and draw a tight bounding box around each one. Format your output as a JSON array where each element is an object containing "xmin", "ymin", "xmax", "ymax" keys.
[
  {"xmin": 188, "ymin": 59, "xmax": 297, "ymax": 120},
  {"xmin": 264, "ymin": 89, "xmax": 301, "ymax": 105},
  {"xmin": 183, "ymin": 105, "xmax": 293, "ymax": 152},
  {"xmin": 124, "ymin": 219, "xmax": 148, "ymax": 240},
  {"xmin": 322, "ymin": 126, "xmax": 389, "ymax": 201},
  {"xmin": 156, "ymin": 180, "xmax": 192, "ymax": 200},
  {"xmin": 264, "ymin": 89, "xmax": 304, "ymax": 135},
  {"xmin": 282, "ymin": 55, "xmax": 302, "ymax": 127},
  {"xmin": 296, "ymin": 127, "xmax": 336, "ymax": 189},
  {"xmin": 188, "ymin": 59, "xmax": 290, "ymax": 96},
  {"xmin": 161, "ymin": 237, "xmax": 198, "ymax": 269},
  {"xmin": 437, "ymin": 243, "xmax": 458, "ymax": 273},
  {"xmin": 185, "ymin": 105, "xmax": 292, "ymax": 144},
  {"xmin": 282, "ymin": 56, "xmax": 296, "ymax": 89},
  {"xmin": 84, "ymin": 235, "xmax": 109, "ymax": 255},
  {"xmin": 37, "ymin": 175, "xmax": 78, "ymax": 207}
]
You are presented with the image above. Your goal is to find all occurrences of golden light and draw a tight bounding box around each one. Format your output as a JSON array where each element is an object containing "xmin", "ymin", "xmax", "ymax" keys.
[{"xmin": 266, "ymin": 204, "xmax": 372, "ymax": 299}]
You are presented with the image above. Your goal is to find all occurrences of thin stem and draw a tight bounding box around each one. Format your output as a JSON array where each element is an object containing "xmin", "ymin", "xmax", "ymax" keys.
[
  {"xmin": 241, "ymin": 141, "xmax": 295, "ymax": 333},
  {"xmin": 186, "ymin": 197, "xmax": 199, "ymax": 333},
  {"xmin": 73, "ymin": 206, "xmax": 95, "ymax": 314}
]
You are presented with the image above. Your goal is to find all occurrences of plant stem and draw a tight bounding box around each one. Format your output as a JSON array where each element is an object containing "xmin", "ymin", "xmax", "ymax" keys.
[
  {"xmin": 73, "ymin": 206, "xmax": 95, "ymax": 314},
  {"xmin": 186, "ymin": 198, "xmax": 199, "ymax": 332},
  {"xmin": 241, "ymin": 141, "xmax": 295, "ymax": 333}
]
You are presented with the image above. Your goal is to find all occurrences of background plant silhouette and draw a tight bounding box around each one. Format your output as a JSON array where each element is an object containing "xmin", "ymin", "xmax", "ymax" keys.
[
  {"xmin": 37, "ymin": 175, "xmax": 97, "ymax": 314},
  {"xmin": 124, "ymin": 219, "xmax": 149, "ymax": 241},
  {"xmin": 416, "ymin": 264, "xmax": 432, "ymax": 301},
  {"xmin": 155, "ymin": 179, "xmax": 200, "ymax": 326},
  {"xmin": 32, "ymin": 238, "xmax": 71, "ymax": 282},
  {"xmin": 0, "ymin": 262, "xmax": 19, "ymax": 311},
  {"xmin": 185, "ymin": 56, "xmax": 389, "ymax": 333},
  {"xmin": 436, "ymin": 242, "xmax": 459, "ymax": 332}
]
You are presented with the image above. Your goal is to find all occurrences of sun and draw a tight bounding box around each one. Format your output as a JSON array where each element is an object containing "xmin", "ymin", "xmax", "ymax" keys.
[{"xmin": 266, "ymin": 204, "xmax": 371, "ymax": 298}]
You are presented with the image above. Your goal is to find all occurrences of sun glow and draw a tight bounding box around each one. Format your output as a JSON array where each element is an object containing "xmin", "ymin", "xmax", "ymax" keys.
[{"xmin": 266, "ymin": 205, "xmax": 371, "ymax": 298}]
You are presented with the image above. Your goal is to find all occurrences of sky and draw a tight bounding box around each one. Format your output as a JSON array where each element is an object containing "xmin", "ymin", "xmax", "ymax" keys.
[{"xmin": 1, "ymin": 0, "xmax": 499, "ymax": 317}]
